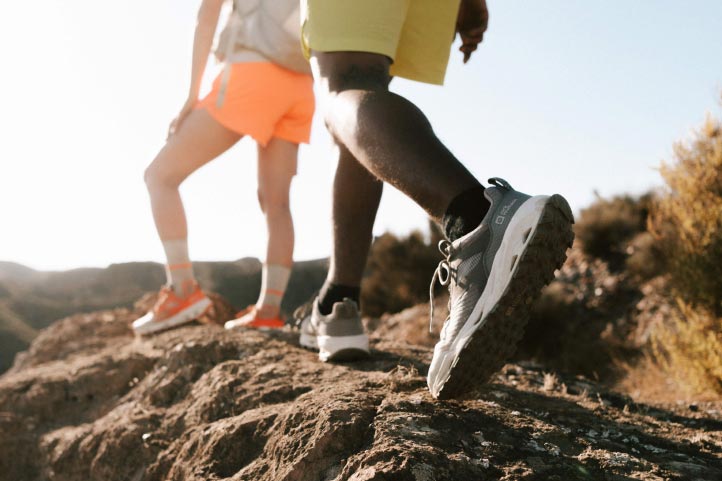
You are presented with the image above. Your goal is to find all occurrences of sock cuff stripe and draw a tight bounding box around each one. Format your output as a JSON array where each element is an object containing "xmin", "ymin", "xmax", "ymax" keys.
[
  {"xmin": 264, "ymin": 288, "xmax": 285, "ymax": 296},
  {"xmin": 168, "ymin": 262, "xmax": 193, "ymax": 271}
]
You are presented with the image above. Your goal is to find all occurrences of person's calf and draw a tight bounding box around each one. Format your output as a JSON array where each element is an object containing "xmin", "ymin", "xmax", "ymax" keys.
[{"xmin": 314, "ymin": 52, "xmax": 481, "ymax": 221}]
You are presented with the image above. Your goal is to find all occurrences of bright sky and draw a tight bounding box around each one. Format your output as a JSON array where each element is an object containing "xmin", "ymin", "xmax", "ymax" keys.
[{"xmin": 1, "ymin": 1, "xmax": 721, "ymax": 270}]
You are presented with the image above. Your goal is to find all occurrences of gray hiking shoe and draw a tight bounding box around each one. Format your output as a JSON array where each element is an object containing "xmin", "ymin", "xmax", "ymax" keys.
[
  {"xmin": 427, "ymin": 178, "xmax": 574, "ymax": 399},
  {"xmin": 299, "ymin": 298, "xmax": 370, "ymax": 362}
]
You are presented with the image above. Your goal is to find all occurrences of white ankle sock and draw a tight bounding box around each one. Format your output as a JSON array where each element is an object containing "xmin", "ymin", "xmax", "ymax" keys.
[
  {"xmin": 162, "ymin": 239, "xmax": 195, "ymax": 294},
  {"xmin": 256, "ymin": 264, "xmax": 291, "ymax": 309}
]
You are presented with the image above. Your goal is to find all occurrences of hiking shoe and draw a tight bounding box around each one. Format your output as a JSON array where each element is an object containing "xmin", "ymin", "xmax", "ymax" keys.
[
  {"xmin": 427, "ymin": 178, "xmax": 574, "ymax": 399},
  {"xmin": 224, "ymin": 305, "xmax": 285, "ymax": 330},
  {"xmin": 292, "ymin": 291, "xmax": 318, "ymax": 329},
  {"xmin": 132, "ymin": 281, "xmax": 211, "ymax": 336},
  {"xmin": 299, "ymin": 298, "xmax": 369, "ymax": 362}
]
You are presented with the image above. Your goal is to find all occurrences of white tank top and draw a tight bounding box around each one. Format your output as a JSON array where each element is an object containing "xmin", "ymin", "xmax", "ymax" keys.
[{"xmin": 215, "ymin": 0, "xmax": 310, "ymax": 75}]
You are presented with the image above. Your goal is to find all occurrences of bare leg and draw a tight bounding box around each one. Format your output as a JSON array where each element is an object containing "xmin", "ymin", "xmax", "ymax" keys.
[
  {"xmin": 144, "ymin": 109, "xmax": 242, "ymax": 240},
  {"xmin": 253, "ymin": 138, "xmax": 298, "ymax": 318},
  {"xmin": 313, "ymin": 52, "xmax": 482, "ymax": 222},
  {"xmin": 257, "ymin": 138, "xmax": 297, "ymax": 268},
  {"xmin": 327, "ymin": 145, "xmax": 383, "ymax": 287}
]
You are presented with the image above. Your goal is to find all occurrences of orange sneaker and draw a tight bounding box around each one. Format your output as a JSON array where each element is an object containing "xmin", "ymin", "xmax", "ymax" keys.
[
  {"xmin": 224, "ymin": 305, "xmax": 285, "ymax": 330},
  {"xmin": 132, "ymin": 281, "xmax": 211, "ymax": 336}
]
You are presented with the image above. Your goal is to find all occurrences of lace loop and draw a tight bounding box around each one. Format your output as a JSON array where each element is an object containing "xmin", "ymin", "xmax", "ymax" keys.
[
  {"xmin": 429, "ymin": 240, "xmax": 454, "ymax": 333},
  {"xmin": 487, "ymin": 177, "xmax": 513, "ymax": 190}
]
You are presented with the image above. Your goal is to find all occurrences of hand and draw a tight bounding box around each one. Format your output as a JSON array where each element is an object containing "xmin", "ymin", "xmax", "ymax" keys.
[
  {"xmin": 167, "ymin": 97, "xmax": 197, "ymax": 139},
  {"xmin": 456, "ymin": 0, "xmax": 489, "ymax": 63}
]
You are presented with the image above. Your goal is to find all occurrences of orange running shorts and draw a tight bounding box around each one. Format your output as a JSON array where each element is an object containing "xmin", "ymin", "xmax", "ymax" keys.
[{"xmin": 197, "ymin": 62, "xmax": 315, "ymax": 145}]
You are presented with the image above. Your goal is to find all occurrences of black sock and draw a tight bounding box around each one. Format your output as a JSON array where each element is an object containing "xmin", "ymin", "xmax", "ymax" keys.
[
  {"xmin": 442, "ymin": 186, "xmax": 490, "ymax": 242},
  {"xmin": 318, "ymin": 282, "xmax": 361, "ymax": 315}
]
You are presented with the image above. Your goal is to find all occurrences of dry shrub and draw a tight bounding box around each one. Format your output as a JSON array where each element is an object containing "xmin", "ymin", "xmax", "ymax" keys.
[
  {"xmin": 624, "ymin": 231, "xmax": 664, "ymax": 282},
  {"xmin": 649, "ymin": 114, "xmax": 722, "ymax": 311},
  {"xmin": 645, "ymin": 106, "xmax": 722, "ymax": 394},
  {"xmin": 651, "ymin": 300, "xmax": 722, "ymax": 395},
  {"xmin": 574, "ymin": 193, "xmax": 653, "ymax": 270},
  {"xmin": 361, "ymin": 223, "xmax": 443, "ymax": 317}
]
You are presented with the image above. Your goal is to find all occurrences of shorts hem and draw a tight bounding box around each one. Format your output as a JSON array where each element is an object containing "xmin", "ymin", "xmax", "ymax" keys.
[
  {"xmin": 198, "ymin": 105, "xmax": 271, "ymax": 146},
  {"xmin": 390, "ymin": 65, "xmax": 447, "ymax": 86},
  {"xmin": 306, "ymin": 37, "xmax": 448, "ymax": 85},
  {"xmin": 273, "ymin": 131, "xmax": 312, "ymax": 145},
  {"xmin": 305, "ymin": 37, "xmax": 398, "ymax": 61}
]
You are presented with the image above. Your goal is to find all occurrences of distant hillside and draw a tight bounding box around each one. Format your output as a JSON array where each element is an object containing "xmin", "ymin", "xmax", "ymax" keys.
[
  {"xmin": 0, "ymin": 262, "xmax": 41, "ymax": 283},
  {"xmin": 0, "ymin": 303, "xmax": 38, "ymax": 375},
  {"xmin": 0, "ymin": 258, "xmax": 327, "ymax": 373}
]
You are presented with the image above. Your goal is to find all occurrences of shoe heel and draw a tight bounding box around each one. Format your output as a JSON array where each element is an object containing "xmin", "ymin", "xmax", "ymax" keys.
[{"xmin": 317, "ymin": 334, "xmax": 369, "ymax": 362}]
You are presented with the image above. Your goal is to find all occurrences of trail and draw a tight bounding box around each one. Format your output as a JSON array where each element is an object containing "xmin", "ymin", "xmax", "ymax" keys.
[{"xmin": 1, "ymin": 298, "xmax": 720, "ymax": 481}]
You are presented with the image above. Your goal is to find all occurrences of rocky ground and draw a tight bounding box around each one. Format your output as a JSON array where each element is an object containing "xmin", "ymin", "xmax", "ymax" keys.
[{"xmin": 1, "ymin": 297, "xmax": 721, "ymax": 481}]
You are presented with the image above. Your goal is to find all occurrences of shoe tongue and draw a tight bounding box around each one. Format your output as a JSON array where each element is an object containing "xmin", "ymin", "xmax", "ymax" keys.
[
  {"xmin": 332, "ymin": 298, "xmax": 358, "ymax": 318},
  {"xmin": 451, "ymin": 188, "xmax": 500, "ymax": 250},
  {"xmin": 484, "ymin": 186, "xmax": 505, "ymax": 206}
]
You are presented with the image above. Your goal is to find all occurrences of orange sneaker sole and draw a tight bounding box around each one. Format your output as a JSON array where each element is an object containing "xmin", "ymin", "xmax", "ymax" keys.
[{"xmin": 242, "ymin": 318, "xmax": 285, "ymax": 329}]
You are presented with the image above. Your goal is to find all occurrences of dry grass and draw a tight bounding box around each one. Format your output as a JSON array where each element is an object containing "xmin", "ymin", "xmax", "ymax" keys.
[
  {"xmin": 649, "ymin": 115, "xmax": 722, "ymax": 310},
  {"xmin": 651, "ymin": 300, "xmax": 722, "ymax": 396},
  {"xmin": 645, "ymin": 104, "xmax": 722, "ymax": 395}
]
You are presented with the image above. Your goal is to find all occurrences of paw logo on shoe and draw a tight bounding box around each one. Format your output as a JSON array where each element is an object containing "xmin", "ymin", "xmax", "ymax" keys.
[{"xmin": 495, "ymin": 199, "xmax": 519, "ymax": 225}]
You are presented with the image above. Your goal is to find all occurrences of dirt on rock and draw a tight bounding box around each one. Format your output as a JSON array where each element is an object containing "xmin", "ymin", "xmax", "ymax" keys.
[{"xmin": 1, "ymin": 296, "xmax": 721, "ymax": 481}]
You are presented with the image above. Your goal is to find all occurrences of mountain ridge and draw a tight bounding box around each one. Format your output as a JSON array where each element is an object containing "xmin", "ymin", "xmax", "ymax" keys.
[{"xmin": 0, "ymin": 258, "xmax": 328, "ymax": 373}]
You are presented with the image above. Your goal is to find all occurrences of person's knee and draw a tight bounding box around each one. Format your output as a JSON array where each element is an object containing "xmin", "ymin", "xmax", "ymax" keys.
[
  {"xmin": 314, "ymin": 52, "xmax": 391, "ymax": 94},
  {"xmin": 313, "ymin": 53, "xmax": 392, "ymax": 139},
  {"xmin": 144, "ymin": 159, "xmax": 182, "ymax": 191},
  {"xmin": 257, "ymin": 186, "xmax": 291, "ymax": 217}
]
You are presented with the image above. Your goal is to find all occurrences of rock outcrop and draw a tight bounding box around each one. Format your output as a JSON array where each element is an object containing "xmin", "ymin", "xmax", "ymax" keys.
[
  {"xmin": 1, "ymin": 298, "xmax": 720, "ymax": 481},
  {"xmin": 0, "ymin": 258, "xmax": 327, "ymax": 373}
]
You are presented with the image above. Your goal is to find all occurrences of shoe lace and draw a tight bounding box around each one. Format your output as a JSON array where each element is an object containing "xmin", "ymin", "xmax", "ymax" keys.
[
  {"xmin": 153, "ymin": 285, "xmax": 174, "ymax": 312},
  {"xmin": 429, "ymin": 239, "xmax": 454, "ymax": 333},
  {"xmin": 292, "ymin": 290, "xmax": 319, "ymax": 328}
]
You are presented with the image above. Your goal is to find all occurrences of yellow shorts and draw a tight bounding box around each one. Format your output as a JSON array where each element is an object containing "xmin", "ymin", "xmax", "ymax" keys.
[{"xmin": 301, "ymin": 0, "xmax": 461, "ymax": 85}]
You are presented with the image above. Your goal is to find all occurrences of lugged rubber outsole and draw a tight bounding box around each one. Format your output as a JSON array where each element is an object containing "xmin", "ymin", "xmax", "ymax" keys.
[
  {"xmin": 317, "ymin": 334, "xmax": 369, "ymax": 362},
  {"xmin": 434, "ymin": 194, "xmax": 574, "ymax": 400},
  {"xmin": 325, "ymin": 348, "xmax": 370, "ymax": 363}
]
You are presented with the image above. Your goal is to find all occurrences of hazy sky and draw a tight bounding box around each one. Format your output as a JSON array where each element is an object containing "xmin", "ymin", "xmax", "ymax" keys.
[{"xmin": 1, "ymin": 1, "xmax": 721, "ymax": 270}]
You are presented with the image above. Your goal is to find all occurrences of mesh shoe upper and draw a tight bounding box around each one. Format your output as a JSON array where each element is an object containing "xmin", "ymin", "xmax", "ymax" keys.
[
  {"xmin": 307, "ymin": 298, "xmax": 365, "ymax": 337},
  {"xmin": 149, "ymin": 282, "xmax": 206, "ymax": 322},
  {"xmin": 430, "ymin": 178, "xmax": 531, "ymax": 344}
]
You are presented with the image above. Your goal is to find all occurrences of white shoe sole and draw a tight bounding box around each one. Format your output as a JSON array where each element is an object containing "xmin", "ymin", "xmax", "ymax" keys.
[
  {"xmin": 132, "ymin": 297, "xmax": 212, "ymax": 336},
  {"xmin": 300, "ymin": 332, "xmax": 369, "ymax": 362},
  {"xmin": 299, "ymin": 331, "xmax": 319, "ymax": 350},
  {"xmin": 428, "ymin": 194, "xmax": 574, "ymax": 398}
]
